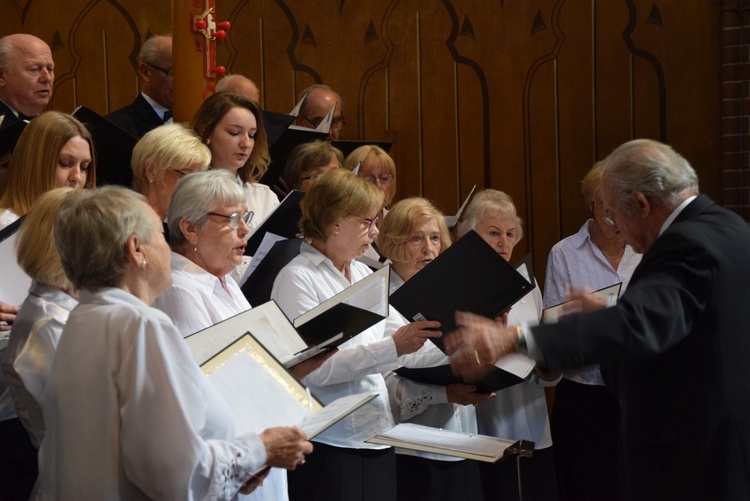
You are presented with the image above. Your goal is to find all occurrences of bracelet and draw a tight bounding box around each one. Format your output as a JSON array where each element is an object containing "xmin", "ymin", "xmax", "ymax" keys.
[{"xmin": 515, "ymin": 326, "xmax": 528, "ymax": 356}]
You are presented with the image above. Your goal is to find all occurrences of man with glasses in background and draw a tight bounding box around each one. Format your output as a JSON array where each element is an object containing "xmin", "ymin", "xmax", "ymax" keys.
[
  {"xmin": 107, "ymin": 35, "xmax": 173, "ymax": 139},
  {"xmin": 294, "ymin": 84, "xmax": 345, "ymax": 142}
]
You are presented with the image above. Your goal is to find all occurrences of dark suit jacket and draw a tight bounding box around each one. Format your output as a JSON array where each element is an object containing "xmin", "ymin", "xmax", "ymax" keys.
[
  {"xmin": 0, "ymin": 101, "xmax": 22, "ymax": 130},
  {"xmin": 533, "ymin": 195, "xmax": 750, "ymax": 500},
  {"xmin": 105, "ymin": 94, "xmax": 163, "ymax": 140}
]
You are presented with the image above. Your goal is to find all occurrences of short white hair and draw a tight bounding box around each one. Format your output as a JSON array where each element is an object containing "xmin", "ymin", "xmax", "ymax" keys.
[
  {"xmin": 167, "ymin": 169, "xmax": 246, "ymax": 249},
  {"xmin": 456, "ymin": 189, "xmax": 524, "ymax": 241}
]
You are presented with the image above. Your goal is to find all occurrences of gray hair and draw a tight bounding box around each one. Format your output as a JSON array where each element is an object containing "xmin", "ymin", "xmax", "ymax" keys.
[
  {"xmin": 54, "ymin": 186, "xmax": 156, "ymax": 290},
  {"xmin": 0, "ymin": 36, "xmax": 11, "ymax": 72},
  {"xmin": 167, "ymin": 169, "xmax": 246, "ymax": 250},
  {"xmin": 139, "ymin": 35, "xmax": 171, "ymax": 67},
  {"xmin": 456, "ymin": 189, "xmax": 524, "ymax": 241},
  {"xmin": 600, "ymin": 139, "xmax": 699, "ymax": 215}
]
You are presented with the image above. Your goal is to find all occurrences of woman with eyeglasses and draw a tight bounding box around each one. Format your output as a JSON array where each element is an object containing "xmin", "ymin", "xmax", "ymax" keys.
[
  {"xmin": 378, "ymin": 198, "xmax": 491, "ymax": 501},
  {"xmin": 130, "ymin": 123, "xmax": 211, "ymax": 223},
  {"xmin": 153, "ymin": 169, "xmax": 328, "ymax": 500},
  {"xmin": 544, "ymin": 162, "xmax": 641, "ymax": 501},
  {"xmin": 271, "ymin": 170, "xmax": 441, "ymax": 501},
  {"xmin": 192, "ymin": 92, "xmax": 279, "ymax": 282}
]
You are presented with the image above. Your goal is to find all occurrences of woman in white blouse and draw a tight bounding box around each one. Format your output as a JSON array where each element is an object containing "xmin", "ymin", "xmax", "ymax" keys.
[
  {"xmin": 544, "ymin": 163, "xmax": 641, "ymax": 501},
  {"xmin": 191, "ymin": 93, "xmax": 279, "ymax": 282},
  {"xmin": 38, "ymin": 186, "xmax": 311, "ymax": 500},
  {"xmin": 457, "ymin": 190, "xmax": 560, "ymax": 501},
  {"xmin": 378, "ymin": 197, "xmax": 491, "ymax": 500},
  {"xmin": 3, "ymin": 187, "xmax": 76, "ymax": 451},
  {"xmin": 271, "ymin": 170, "xmax": 441, "ymax": 501}
]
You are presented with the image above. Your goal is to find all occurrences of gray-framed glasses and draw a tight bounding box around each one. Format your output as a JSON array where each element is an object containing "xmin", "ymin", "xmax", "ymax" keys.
[
  {"xmin": 207, "ymin": 210, "xmax": 254, "ymax": 229},
  {"xmin": 363, "ymin": 173, "xmax": 394, "ymax": 186}
]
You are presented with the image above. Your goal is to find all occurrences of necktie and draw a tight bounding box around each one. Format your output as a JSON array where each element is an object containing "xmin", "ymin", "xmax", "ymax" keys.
[{"xmin": 162, "ymin": 111, "xmax": 173, "ymax": 123}]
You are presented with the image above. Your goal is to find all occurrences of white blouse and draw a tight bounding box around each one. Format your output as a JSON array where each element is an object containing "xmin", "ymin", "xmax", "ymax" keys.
[
  {"xmin": 475, "ymin": 281, "xmax": 557, "ymax": 449},
  {"xmin": 153, "ymin": 252, "xmax": 289, "ymax": 501},
  {"xmin": 37, "ymin": 287, "xmax": 266, "ymax": 500},
  {"xmin": 543, "ymin": 220, "xmax": 641, "ymax": 385},
  {"xmin": 2, "ymin": 282, "xmax": 77, "ymax": 448},
  {"xmin": 153, "ymin": 252, "xmax": 251, "ymax": 337},
  {"xmin": 271, "ymin": 243, "xmax": 407, "ymax": 449}
]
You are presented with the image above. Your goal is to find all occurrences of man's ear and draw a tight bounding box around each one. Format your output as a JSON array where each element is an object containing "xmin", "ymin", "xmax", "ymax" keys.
[
  {"xmin": 139, "ymin": 63, "xmax": 151, "ymax": 84},
  {"xmin": 633, "ymin": 191, "xmax": 651, "ymax": 218}
]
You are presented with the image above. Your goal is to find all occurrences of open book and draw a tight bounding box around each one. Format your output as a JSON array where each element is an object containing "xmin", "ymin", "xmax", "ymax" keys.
[
  {"xmin": 0, "ymin": 216, "xmax": 30, "ymax": 307},
  {"xmin": 390, "ymin": 230, "xmax": 534, "ymax": 353},
  {"xmin": 197, "ymin": 332, "xmax": 377, "ymax": 440},
  {"xmin": 367, "ymin": 423, "xmax": 534, "ymax": 463},
  {"xmin": 541, "ymin": 282, "xmax": 622, "ymax": 324}
]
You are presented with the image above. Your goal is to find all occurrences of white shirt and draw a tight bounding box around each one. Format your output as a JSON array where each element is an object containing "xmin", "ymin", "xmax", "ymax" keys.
[
  {"xmin": 153, "ymin": 253, "xmax": 288, "ymax": 501},
  {"xmin": 141, "ymin": 92, "xmax": 171, "ymax": 124},
  {"xmin": 154, "ymin": 252, "xmax": 251, "ymax": 337},
  {"xmin": 0, "ymin": 208, "xmax": 23, "ymax": 421},
  {"xmin": 2, "ymin": 282, "xmax": 77, "ymax": 448},
  {"xmin": 476, "ymin": 282, "xmax": 556, "ymax": 449},
  {"xmin": 37, "ymin": 287, "xmax": 266, "ymax": 500},
  {"xmin": 0, "ymin": 208, "xmax": 19, "ymax": 230},
  {"xmin": 230, "ymin": 181, "xmax": 280, "ymax": 285},
  {"xmin": 271, "ymin": 243, "xmax": 406, "ymax": 449},
  {"xmin": 543, "ymin": 221, "xmax": 641, "ymax": 384}
]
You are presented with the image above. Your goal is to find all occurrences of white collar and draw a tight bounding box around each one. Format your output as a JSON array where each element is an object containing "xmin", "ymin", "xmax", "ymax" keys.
[{"xmin": 659, "ymin": 195, "xmax": 697, "ymax": 236}]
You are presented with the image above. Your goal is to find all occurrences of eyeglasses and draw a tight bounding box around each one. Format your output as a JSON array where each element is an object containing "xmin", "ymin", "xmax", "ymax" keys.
[
  {"xmin": 299, "ymin": 171, "xmax": 325, "ymax": 184},
  {"xmin": 170, "ymin": 169, "xmax": 192, "ymax": 179},
  {"xmin": 207, "ymin": 210, "xmax": 254, "ymax": 229},
  {"xmin": 148, "ymin": 64, "xmax": 173, "ymax": 80},
  {"xmin": 299, "ymin": 115, "xmax": 346, "ymax": 131},
  {"xmin": 362, "ymin": 173, "xmax": 394, "ymax": 186},
  {"xmin": 362, "ymin": 214, "xmax": 380, "ymax": 233}
]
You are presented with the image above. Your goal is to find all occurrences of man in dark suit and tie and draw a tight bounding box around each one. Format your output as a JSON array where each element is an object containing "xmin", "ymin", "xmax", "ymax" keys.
[
  {"xmin": 448, "ymin": 138, "xmax": 750, "ymax": 500},
  {"xmin": 0, "ymin": 33, "xmax": 54, "ymax": 128},
  {"xmin": 106, "ymin": 35, "xmax": 173, "ymax": 139}
]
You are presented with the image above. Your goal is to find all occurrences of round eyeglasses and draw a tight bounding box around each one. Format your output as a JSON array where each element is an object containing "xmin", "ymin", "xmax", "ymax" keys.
[{"xmin": 207, "ymin": 210, "xmax": 254, "ymax": 229}]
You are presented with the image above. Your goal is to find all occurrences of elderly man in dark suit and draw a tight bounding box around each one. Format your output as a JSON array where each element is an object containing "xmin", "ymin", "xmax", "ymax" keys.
[
  {"xmin": 0, "ymin": 33, "xmax": 54, "ymax": 127},
  {"xmin": 106, "ymin": 35, "xmax": 172, "ymax": 139},
  {"xmin": 448, "ymin": 138, "xmax": 750, "ymax": 500}
]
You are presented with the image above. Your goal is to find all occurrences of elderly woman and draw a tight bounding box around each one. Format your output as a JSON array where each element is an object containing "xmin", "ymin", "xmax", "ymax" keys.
[
  {"xmin": 3, "ymin": 187, "xmax": 76, "ymax": 451},
  {"xmin": 37, "ymin": 186, "xmax": 311, "ymax": 499},
  {"xmin": 0, "ymin": 111, "xmax": 95, "ymax": 230},
  {"xmin": 456, "ymin": 189, "xmax": 559, "ymax": 501},
  {"xmin": 283, "ymin": 140, "xmax": 343, "ymax": 192},
  {"xmin": 270, "ymin": 170, "xmax": 441, "ymax": 501},
  {"xmin": 378, "ymin": 197, "xmax": 489, "ymax": 501},
  {"xmin": 545, "ymin": 163, "xmax": 641, "ymax": 501},
  {"xmin": 131, "ymin": 123, "xmax": 211, "ymax": 222}
]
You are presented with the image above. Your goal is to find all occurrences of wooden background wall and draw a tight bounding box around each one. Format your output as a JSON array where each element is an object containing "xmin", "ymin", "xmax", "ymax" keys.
[{"xmin": 1, "ymin": 0, "xmax": 723, "ymax": 285}]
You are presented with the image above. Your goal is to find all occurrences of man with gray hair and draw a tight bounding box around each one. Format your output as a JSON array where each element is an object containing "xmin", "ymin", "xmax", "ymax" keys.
[
  {"xmin": 294, "ymin": 84, "xmax": 344, "ymax": 142},
  {"xmin": 107, "ymin": 35, "xmax": 172, "ymax": 139},
  {"xmin": 448, "ymin": 138, "xmax": 750, "ymax": 499},
  {"xmin": 215, "ymin": 74, "xmax": 260, "ymax": 106},
  {"xmin": 0, "ymin": 33, "xmax": 54, "ymax": 127}
]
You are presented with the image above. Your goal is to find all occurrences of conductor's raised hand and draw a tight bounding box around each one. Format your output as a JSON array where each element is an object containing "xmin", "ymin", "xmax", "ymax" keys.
[
  {"xmin": 259, "ymin": 427, "xmax": 313, "ymax": 471},
  {"xmin": 446, "ymin": 311, "xmax": 517, "ymax": 382},
  {"xmin": 0, "ymin": 301, "xmax": 19, "ymax": 332},
  {"xmin": 392, "ymin": 320, "xmax": 442, "ymax": 356}
]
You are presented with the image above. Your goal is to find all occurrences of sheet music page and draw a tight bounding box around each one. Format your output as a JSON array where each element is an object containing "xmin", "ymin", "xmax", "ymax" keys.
[
  {"xmin": 240, "ymin": 232, "xmax": 285, "ymax": 286},
  {"xmin": 0, "ymin": 230, "xmax": 31, "ymax": 305},
  {"xmin": 299, "ymin": 391, "xmax": 377, "ymax": 437},
  {"xmin": 375, "ymin": 423, "xmax": 515, "ymax": 458},
  {"xmin": 494, "ymin": 353, "xmax": 535, "ymax": 378}
]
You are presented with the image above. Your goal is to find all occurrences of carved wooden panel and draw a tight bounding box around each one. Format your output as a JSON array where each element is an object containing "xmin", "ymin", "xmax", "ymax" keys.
[{"xmin": 1, "ymin": 0, "xmax": 722, "ymax": 285}]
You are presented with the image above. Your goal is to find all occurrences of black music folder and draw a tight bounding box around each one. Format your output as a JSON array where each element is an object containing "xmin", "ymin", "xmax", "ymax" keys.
[
  {"xmin": 258, "ymin": 118, "xmax": 328, "ymax": 188},
  {"xmin": 331, "ymin": 140, "xmax": 393, "ymax": 157},
  {"xmin": 72, "ymin": 106, "xmax": 138, "ymax": 187},
  {"xmin": 244, "ymin": 190, "xmax": 305, "ymax": 256},
  {"xmin": 389, "ymin": 230, "xmax": 535, "ymax": 353},
  {"xmin": 241, "ymin": 237, "xmax": 303, "ymax": 306},
  {"xmin": 0, "ymin": 120, "xmax": 26, "ymax": 155},
  {"xmin": 395, "ymin": 362, "xmax": 530, "ymax": 394},
  {"xmin": 292, "ymin": 265, "xmax": 390, "ymax": 349}
]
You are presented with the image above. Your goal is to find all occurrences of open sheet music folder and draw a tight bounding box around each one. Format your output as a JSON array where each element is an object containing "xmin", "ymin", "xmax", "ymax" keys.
[
  {"xmin": 196, "ymin": 332, "xmax": 377, "ymax": 443},
  {"xmin": 0, "ymin": 216, "xmax": 31, "ymax": 306},
  {"xmin": 541, "ymin": 282, "xmax": 622, "ymax": 324},
  {"xmin": 389, "ymin": 230, "xmax": 534, "ymax": 353},
  {"xmin": 367, "ymin": 423, "xmax": 534, "ymax": 463},
  {"xmin": 244, "ymin": 190, "xmax": 305, "ymax": 256}
]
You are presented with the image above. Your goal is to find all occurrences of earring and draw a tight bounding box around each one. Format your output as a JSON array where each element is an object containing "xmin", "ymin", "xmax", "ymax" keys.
[
  {"xmin": 205, "ymin": 138, "xmax": 211, "ymax": 145},
  {"xmin": 140, "ymin": 260, "xmax": 147, "ymax": 268},
  {"xmin": 194, "ymin": 246, "xmax": 198, "ymax": 252}
]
